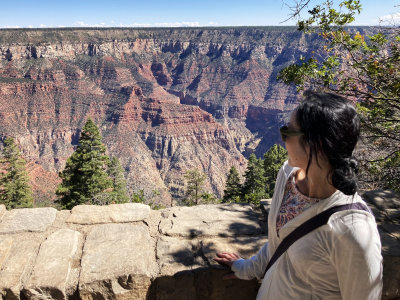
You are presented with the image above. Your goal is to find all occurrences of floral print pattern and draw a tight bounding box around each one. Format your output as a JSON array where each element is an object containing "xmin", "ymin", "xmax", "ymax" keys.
[{"xmin": 276, "ymin": 172, "xmax": 321, "ymax": 235}]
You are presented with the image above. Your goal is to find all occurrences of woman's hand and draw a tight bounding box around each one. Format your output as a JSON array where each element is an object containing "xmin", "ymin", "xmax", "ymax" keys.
[{"xmin": 214, "ymin": 252, "xmax": 241, "ymax": 280}]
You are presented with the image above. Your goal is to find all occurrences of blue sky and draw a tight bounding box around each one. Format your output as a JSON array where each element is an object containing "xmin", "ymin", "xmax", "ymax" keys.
[{"xmin": 1, "ymin": 0, "xmax": 399, "ymax": 28}]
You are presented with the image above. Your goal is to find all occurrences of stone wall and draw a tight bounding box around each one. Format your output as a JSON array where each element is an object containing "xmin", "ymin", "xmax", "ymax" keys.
[{"xmin": 0, "ymin": 190, "xmax": 398, "ymax": 300}]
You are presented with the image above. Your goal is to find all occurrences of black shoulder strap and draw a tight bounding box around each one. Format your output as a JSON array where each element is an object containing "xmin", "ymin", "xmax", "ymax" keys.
[{"xmin": 263, "ymin": 202, "xmax": 371, "ymax": 278}]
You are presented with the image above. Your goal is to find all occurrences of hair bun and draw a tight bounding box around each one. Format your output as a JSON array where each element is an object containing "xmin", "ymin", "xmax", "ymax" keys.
[
  {"xmin": 344, "ymin": 157, "xmax": 358, "ymax": 173},
  {"xmin": 332, "ymin": 157, "xmax": 358, "ymax": 195}
]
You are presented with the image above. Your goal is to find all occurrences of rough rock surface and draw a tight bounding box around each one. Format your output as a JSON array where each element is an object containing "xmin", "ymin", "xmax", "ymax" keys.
[
  {"xmin": 0, "ymin": 234, "xmax": 42, "ymax": 299},
  {"xmin": 79, "ymin": 223, "xmax": 157, "ymax": 300},
  {"xmin": 67, "ymin": 203, "xmax": 150, "ymax": 224},
  {"xmin": 363, "ymin": 190, "xmax": 400, "ymax": 300},
  {"xmin": 0, "ymin": 204, "xmax": 5, "ymax": 219},
  {"xmin": 0, "ymin": 27, "xmax": 321, "ymax": 204},
  {"xmin": 23, "ymin": 229, "xmax": 82, "ymax": 300},
  {"xmin": 0, "ymin": 207, "xmax": 57, "ymax": 233},
  {"xmin": 159, "ymin": 203, "xmax": 264, "ymax": 237},
  {"xmin": 0, "ymin": 190, "xmax": 398, "ymax": 300}
]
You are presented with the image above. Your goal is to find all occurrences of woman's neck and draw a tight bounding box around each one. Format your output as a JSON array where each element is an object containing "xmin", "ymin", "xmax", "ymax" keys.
[{"xmin": 295, "ymin": 167, "xmax": 337, "ymax": 199}]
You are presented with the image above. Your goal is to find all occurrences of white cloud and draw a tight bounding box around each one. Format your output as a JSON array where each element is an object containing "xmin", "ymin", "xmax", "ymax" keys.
[
  {"xmin": 0, "ymin": 21, "xmax": 220, "ymax": 29},
  {"xmin": 378, "ymin": 12, "xmax": 400, "ymax": 24},
  {"xmin": 71, "ymin": 21, "xmax": 219, "ymax": 28},
  {"xmin": 155, "ymin": 21, "xmax": 201, "ymax": 27},
  {"xmin": 74, "ymin": 21, "xmax": 88, "ymax": 27}
]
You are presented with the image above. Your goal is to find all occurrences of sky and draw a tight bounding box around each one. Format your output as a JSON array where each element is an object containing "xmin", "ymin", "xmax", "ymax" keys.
[{"xmin": 0, "ymin": 0, "xmax": 399, "ymax": 28}]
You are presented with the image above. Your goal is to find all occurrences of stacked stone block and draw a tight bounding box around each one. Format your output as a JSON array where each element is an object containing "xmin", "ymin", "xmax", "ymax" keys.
[{"xmin": 0, "ymin": 191, "xmax": 398, "ymax": 300}]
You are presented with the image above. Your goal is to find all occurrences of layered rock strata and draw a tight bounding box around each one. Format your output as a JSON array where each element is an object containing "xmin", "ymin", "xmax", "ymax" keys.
[
  {"xmin": 0, "ymin": 28, "xmax": 319, "ymax": 204},
  {"xmin": 0, "ymin": 190, "xmax": 398, "ymax": 300}
]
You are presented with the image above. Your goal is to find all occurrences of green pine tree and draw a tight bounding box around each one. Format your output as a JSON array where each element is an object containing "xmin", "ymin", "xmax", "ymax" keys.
[
  {"xmin": 264, "ymin": 144, "xmax": 288, "ymax": 197},
  {"xmin": 223, "ymin": 166, "xmax": 242, "ymax": 203},
  {"xmin": 56, "ymin": 118, "xmax": 113, "ymax": 209},
  {"xmin": 107, "ymin": 156, "xmax": 130, "ymax": 203},
  {"xmin": 0, "ymin": 137, "xmax": 34, "ymax": 209},
  {"xmin": 242, "ymin": 154, "xmax": 266, "ymax": 204},
  {"xmin": 184, "ymin": 169, "xmax": 207, "ymax": 205}
]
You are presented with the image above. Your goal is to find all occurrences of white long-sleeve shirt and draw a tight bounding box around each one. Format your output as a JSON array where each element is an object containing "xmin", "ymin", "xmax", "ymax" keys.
[{"xmin": 232, "ymin": 161, "xmax": 383, "ymax": 300}]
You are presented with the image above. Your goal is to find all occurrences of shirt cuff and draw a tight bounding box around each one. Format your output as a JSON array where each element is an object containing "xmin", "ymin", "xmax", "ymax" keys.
[{"xmin": 231, "ymin": 258, "xmax": 247, "ymax": 279}]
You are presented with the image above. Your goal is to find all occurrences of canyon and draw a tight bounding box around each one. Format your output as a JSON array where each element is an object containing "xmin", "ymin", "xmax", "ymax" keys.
[{"xmin": 0, "ymin": 27, "xmax": 333, "ymax": 204}]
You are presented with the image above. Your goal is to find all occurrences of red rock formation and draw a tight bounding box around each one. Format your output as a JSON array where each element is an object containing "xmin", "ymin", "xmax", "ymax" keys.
[
  {"xmin": 26, "ymin": 161, "xmax": 61, "ymax": 205},
  {"xmin": 0, "ymin": 28, "xmax": 319, "ymax": 203}
]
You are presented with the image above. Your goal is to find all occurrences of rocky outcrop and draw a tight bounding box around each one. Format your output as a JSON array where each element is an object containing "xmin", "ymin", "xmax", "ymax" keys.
[
  {"xmin": 0, "ymin": 28, "xmax": 311, "ymax": 204},
  {"xmin": 0, "ymin": 28, "xmax": 377, "ymax": 203},
  {"xmin": 0, "ymin": 190, "xmax": 399, "ymax": 300},
  {"xmin": 363, "ymin": 190, "xmax": 400, "ymax": 300},
  {"xmin": 0, "ymin": 202, "xmax": 266, "ymax": 300}
]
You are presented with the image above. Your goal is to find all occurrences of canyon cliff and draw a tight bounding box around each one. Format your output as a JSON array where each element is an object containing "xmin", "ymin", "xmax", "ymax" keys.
[{"xmin": 0, "ymin": 27, "xmax": 322, "ymax": 204}]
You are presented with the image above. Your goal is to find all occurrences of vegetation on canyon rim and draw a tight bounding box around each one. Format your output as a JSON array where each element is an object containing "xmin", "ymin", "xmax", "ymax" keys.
[
  {"xmin": 54, "ymin": 119, "xmax": 165, "ymax": 209},
  {"xmin": 0, "ymin": 137, "xmax": 33, "ymax": 209},
  {"xmin": 223, "ymin": 145, "xmax": 288, "ymax": 205},
  {"xmin": 181, "ymin": 144, "xmax": 287, "ymax": 206},
  {"xmin": 279, "ymin": 0, "xmax": 400, "ymax": 191},
  {"xmin": 0, "ymin": 134, "xmax": 281, "ymax": 209},
  {"xmin": 55, "ymin": 118, "xmax": 130, "ymax": 209},
  {"xmin": 0, "ymin": 118, "xmax": 285, "ymax": 209}
]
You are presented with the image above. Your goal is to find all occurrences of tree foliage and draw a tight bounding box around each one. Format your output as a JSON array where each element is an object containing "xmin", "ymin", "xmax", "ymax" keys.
[
  {"xmin": 0, "ymin": 137, "xmax": 34, "ymax": 209},
  {"xmin": 56, "ymin": 119, "xmax": 114, "ymax": 209},
  {"xmin": 222, "ymin": 145, "xmax": 288, "ymax": 205},
  {"xmin": 130, "ymin": 189, "xmax": 146, "ymax": 203},
  {"xmin": 223, "ymin": 166, "xmax": 242, "ymax": 203},
  {"xmin": 264, "ymin": 144, "xmax": 288, "ymax": 197},
  {"xmin": 242, "ymin": 154, "xmax": 267, "ymax": 204},
  {"xmin": 183, "ymin": 169, "xmax": 207, "ymax": 205},
  {"xmin": 128, "ymin": 188, "xmax": 166, "ymax": 209},
  {"xmin": 107, "ymin": 156, "xmax": 130, "ymax": 204},
  {"xmin": 278, "ymin": 0, "xmax": 400, "ymax": 191},
  {"xmin": 200, "ymin": 192, "xmax": 219, "ymax": 204}
]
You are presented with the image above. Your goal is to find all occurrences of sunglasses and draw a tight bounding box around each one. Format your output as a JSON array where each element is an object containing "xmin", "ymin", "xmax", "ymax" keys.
[{"xmin": 280, "ymin": 125, "xmax": 304, "ymax": 142}]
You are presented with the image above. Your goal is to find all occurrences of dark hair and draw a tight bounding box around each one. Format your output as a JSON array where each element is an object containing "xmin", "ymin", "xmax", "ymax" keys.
[{"xmin": 296, "ymin": 90, "xmax": 360, "ymax": 195}]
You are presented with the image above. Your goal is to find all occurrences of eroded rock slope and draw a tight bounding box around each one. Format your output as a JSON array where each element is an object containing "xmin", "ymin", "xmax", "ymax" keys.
[{"xmin": 0, "ymin": 28, "xmax": 326, "ymax": 203}]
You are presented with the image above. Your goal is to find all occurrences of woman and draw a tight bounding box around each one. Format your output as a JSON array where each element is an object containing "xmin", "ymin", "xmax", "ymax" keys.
[{"xmin": 214, "ymin": 91, "xmax": 383, "ymax": 300}]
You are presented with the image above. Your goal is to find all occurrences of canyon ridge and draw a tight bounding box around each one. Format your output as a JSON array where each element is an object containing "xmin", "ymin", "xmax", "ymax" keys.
[{"xmin": 0, "ymin": 27, "xmax": 364, "ymax": 205}]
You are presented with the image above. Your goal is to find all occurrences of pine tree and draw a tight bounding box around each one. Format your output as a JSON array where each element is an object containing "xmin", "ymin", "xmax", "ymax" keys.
[
  {"xmin": 56, "ymin": 118, "xmax": 113, "ymax": 209},
  {"xmin": 242, "ymin": 154, "xmax": 266, "ymax": 204},
  {"xmin": 0, "ymin": 137, "xmax": 33, "ymax": 209},
  {"xmin": 107, "ymin": 156, "xmax": 130, "ymax": 204},
  {"xmin": 184, "ymin": 169, "xmax": 207, "ymax": 205},
  {"xmin": 264, "ymin": 144, "xmax": 288, "ymax": 197},
  {"xmin": 223, "ymin": 166, "xmax": 242, "ymax": 203}
]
